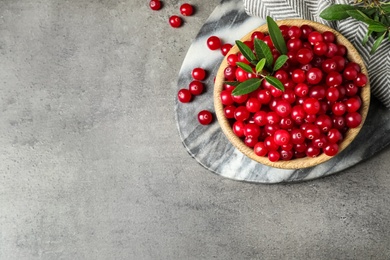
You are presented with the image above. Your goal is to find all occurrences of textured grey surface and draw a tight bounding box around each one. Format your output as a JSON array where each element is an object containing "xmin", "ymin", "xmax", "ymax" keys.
[{"xmin": 1, "ymin": 0, "xmax": 390, "ymax": 259}]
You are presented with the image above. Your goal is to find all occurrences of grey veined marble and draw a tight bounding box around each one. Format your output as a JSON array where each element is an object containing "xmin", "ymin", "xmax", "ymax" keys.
[{"xmin": 175, "ymin": 0, "xmax": 390, "ymax": 183}]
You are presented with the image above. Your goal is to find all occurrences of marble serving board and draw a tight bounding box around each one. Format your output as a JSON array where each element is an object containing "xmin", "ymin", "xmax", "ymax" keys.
[{"xmin": 174, "ymin": 0, "xmax": 390, "ymax": 183}]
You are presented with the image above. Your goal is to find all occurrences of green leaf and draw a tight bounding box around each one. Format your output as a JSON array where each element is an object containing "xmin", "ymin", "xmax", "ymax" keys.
[
  {"xmin": 362, "ymin": 30, "xmax": 373, "ymax": 46},
  {"xmin": 256, "ymin": 58, "xmax": 266, "ymax": 74},
  {"xmin": 266, "ymin": 16, "xmax": 288, "ymax": 55},
  {"xmin": 319, "ymin": 4, "xmax": 357, "ymax": 20},
  {"xmin": 371, "ymin": 31, "xmax": 387, "ymax": 54},
  {"xmin": 273, "ymin": 55, "xmax": 288, "ymax": 72},
  {"xmin": 231, "ymin": 78, "xmax": 262, "ymax": 96},
  {"xmin": 223, "ymin": 81, "xmax": 240, "ymax": 87},
  {"xmin": 367, "ymin": 24, "xmax": 388, "ymax": 32},
  {"xmin": 235, "ymin": 40, "xmax": 257, "ymax": 65},
  {"xmin": 264, "ymin": 76, "xmax": 284, "ymax": 91},
  {"xmin": 254, "ymin": 38, "xmax": 273, "ymax": 70},
  {"xmin": 383, "ymin": 4, "xmax": 390, "ymax": 14},
  {"xmin": 347, "ymin": 10, "xmax": 387, "ymax": 27},
  {"xmin": 236, "ymin": 62, "xmax": 254, "ymax": 74}
]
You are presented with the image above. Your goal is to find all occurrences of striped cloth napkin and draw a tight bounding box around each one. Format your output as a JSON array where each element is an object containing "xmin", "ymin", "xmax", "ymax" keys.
[{"xmin": 243, "ymin": 0, "xmax": 390, "ymax": 108}]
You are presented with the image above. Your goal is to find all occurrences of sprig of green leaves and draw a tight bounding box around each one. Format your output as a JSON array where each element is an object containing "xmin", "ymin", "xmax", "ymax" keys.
[
  {"xmin": 226, "ymin": 16, "xmax": 288, "ymax": 96},
  {"xmin": 320, "ymin": 2, "xmax": 390, "ymax": 53}
]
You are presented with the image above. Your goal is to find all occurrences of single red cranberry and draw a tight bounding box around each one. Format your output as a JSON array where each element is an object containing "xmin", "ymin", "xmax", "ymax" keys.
[
  {"xmin": 332, "ymin": 102, "xmax": 347, "ymax": 116},
  {"xmin": 254, "ymin": 142, "xmax": 268, "ymax": 156},
  {"xmin": 192, "ymin": 67, "xmax": 206, "ymax": 80},
  {"xmin": 326, "ymin": 87, "xmax": 340, "ymax": 102},
  {"xmin": 282, "ymin": 89, "xmax": 296, "ymax": 103},
  {"xmin": 235, "ymin": 67, "xmax": 249, "ymax": 82},
  {"xmin": 275, "ymin": 100, "xmax": 292, "ymax": 117},
  {"xmin": 332, "ymin": 56, "xmax": 346, "ymax": 71},
  {"xmin": 206, "ymin": 36, "xmax": 221, "ymax": 50},
  {"xmin": 327, "ymin": 128, "xmax": 342, "ymax": 143},
  {"xmin": 169, "ymin": 15, "xmax": 182, "ymax": 28},
  {"xmin": 220, "ymin": 90, "xmax": 234, "ymax": 105},
  {"xmin": 224, "ymin": 105, "xmax": 236, "ymax": 118},
  {"xmin": 313, "ymin": 41, "xmax": 328, "ymax": 56},
  {"xmin": 224, "ymin": 65, "xmax": 236, "ymax": 81},
  {"xmin": 301, "ymin": 25, "xmax": 313, "ymax": 39},
  {"xmin": 237, "ymin": 52, "xmax": 251, "ymax": 65},
  {"xmin": 324, "ymin": 143, "xmax": 339, "ymax": 156},
  {"xmin": 313, "ymin": 135, "xmax": 328, "ymax": 148},
  {"xmin": 345, "ymin": 97, "xmax": 361, "ymax": 113},
  {"xmin": 244, "ymin": 123, "xmax": 261, "ymax": 138},
  {"xmin": 306, "ymin": 68, "xmax": 323, "ymax": 85},
  {"xmin": 189, "ymin": 81, "xmax": 204, "ymax": 95},
  {"xmin": 345, "ymin": 112, "xmax": 362, "ymax": 128},
  {"xmin": 287, "ymin": 26, "xmax": 302, "ymax": 39},
  {"xmin": 306, "ymin": 144, "xmax": 320, "ymax": 157},
  {"xmin": 294, "ymin": 83, "xmax": 309, "ymax": 97},
  {"xmin": 234, "ymin": 106, "xmax": 250, "ymax": 121},
  {"xmin": 257, "ymin": 89, "xmax": 272, "ymax": 104},
  {"xmin": 233, "ymin": 121, "xmax": 245, "ymax": 137},
  {"xmin": 304, "ymin": 124, "xmax": 321, "ymax": 140},
  {"xmin": 178, "ymin": 88, "xmax": 192, "ymax": 103},
  {"xmin": 296, "ymin": 48, "xmax": 314, "ymax": 64},
  {"xmin": 308, "ymin": 31, "xmax": 323, "ymax": 45},
  {"xmin": 332, "ymin": 115, "xmax": 346, "ymax": 130},
  {"xmin": 336, "ymin": 44, "xmax": 347, "ymax": 56},
  {"xmin": 180, "ymin": 3, "xmax": 194, "ymax": 16},
  {"xmin": 321, "ymin": 59, "xmax": 338, "ymax": 74},
  {"xmin": 346, "ymin": 62, "xmax": 361, "ymax": 72},
  {"xmin": 251, "ymin": 31, "xmax": 265, "ymax": 41},
  {"xmin": 280, "ymin": 149, "xmax": 294, "ymax": 160},
  {"xmin": 322, "ymin": 31, "xmax": 335, "ymax": 43},
  {"xmin": 264, "ymin": 136, "xmax": 279, "ymax": 151},
  {"xmin": 221, "ymin": 43, "xmax": 232, "ymax": 56},
  {"xmin": 291, "ymin": 105, "xmax": 306, "ymax": 124},
  {"xmin": 354, "ymin": 73, "xmax": 367, "ymax": 87},
  {"xmin": 279, "ymin": 25, "xmax": 290, "ymax": 38},
  {"xmin": 326, "ymin": 71, "xmax": 343, "ymax": 87},
  {"xmin": 279, "ymin": 117, "xmax": 294, "ymax": 129},
  {"xmin": 303, "ymin": 97, "xmax": 320, "ymax": 115},
  {"xmin": 345, "ymin": 83, "xmax": 359, "ymax": 97},
  {"xmin": 292, "ymin": 69, "xmax": 306, "ymax": 83},
  {"xmin": 274, "ymin": 129, "xmax": 291, "ymax": 146},
  {"xmin": 149, "ymin": 0, "xmax": 162, "ymax": 10},
  {"xmin": 268, "ymin": 150, "xmax": 280, "ymax": 162},
  {"xmin": 287, "ymin": 38, "xmax": 303, "ymax": 52},
  {"xmin": 232, "ymin": 94, "xmax": 248, "ymax": 104},
  {"xmin": 198, "ymin": 110, "xmax": 213, "ymax": 125},
  {"xmin": 253, "ymin": 111, "xmax": 267, "ymax": 126},
  {"xmin": 227, "ymin": 54, "xmax": 238, "ymax": 66},
  {"xmin": 245, "ymin": 136, "xmax": 257, "ymax": 148},
  {"xmin": 343, "ymin": 66, "xmax": 358, "ymax": 80},
  {"xmin": 274, "ymin": 70, "xmax": 289, "ymax": 84},
  {"xmin": 266, "ymin": 111, "xmax": 280, "ymax": 125},
  {"xmin": 309, "ymin": 85, "xmax": 326, "ymax": 100},
  {"xmin": 325, "ymin": 43, "xmax": 338, "ymax": 58},
  {"xmin": 315, "ymin": 114, "xmax": 332, "ymax": 132},
  {"xmin": 263, "ymin": 36, "xmax": 274, "ymax": 49},
  {"xmin": 246, "ymin": 98, "xmax": 262, "ymax": 113}
]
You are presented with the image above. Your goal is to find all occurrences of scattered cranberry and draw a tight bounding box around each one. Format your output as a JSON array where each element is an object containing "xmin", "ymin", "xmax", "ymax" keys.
[
  {"xmin": 178, "ymin": 89, "xmax": 192, "ymax": 103},
  {"xmin": 149, "ymin": 0, "xmax": 162, "ymax": 11},
  {"xmin": 198, "ymin": 110, "xmax": 213, "ymax": 125},
  {"xmin": 189, "ymin": 81, "xmax": 204, "ymax": 95},
  {"xmin": 180, "ymin": 3, "xmax": 194, "ymax": 16},
  {"xmin": 207, "ymin": 36, "xmax": 221, "ymax": 50},
  {"xmin": 192, "ymin": 67, "xmax": 206, "ymax": 80},
  {"xmin": 169, "ymin": 15, "xmax": 182, "ymax": 28}
]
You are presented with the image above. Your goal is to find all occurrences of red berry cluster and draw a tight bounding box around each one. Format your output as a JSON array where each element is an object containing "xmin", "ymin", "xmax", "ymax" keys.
[
  {"xmin": 206, "ymin": 35, "xmax": 233, "ymax": 56},
  {"xmin": 220, "ymin": 25, "xmax": 368, "ymax": 162},
  {"xmin": 178, "ymin": 68, "xmax": 213, "ymax": 125},
  {"xmin": 149, "ymin": 1, "xmax": 194, "ymax": 28}
]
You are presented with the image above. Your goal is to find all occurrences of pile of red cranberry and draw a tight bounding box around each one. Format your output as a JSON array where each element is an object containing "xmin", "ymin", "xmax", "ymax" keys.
[{"xmin": 220, "ymin": 25, "xmax": 368, "ymax": 162}]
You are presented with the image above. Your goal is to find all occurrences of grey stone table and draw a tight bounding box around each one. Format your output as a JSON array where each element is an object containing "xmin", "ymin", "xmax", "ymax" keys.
[
  {"xmin": 175, "ymin": 0, "xmax": 390, "ymax": 183},
  {"xmin": 1, "ymin": 0, "xmax": 390, "ymax": 259}
]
